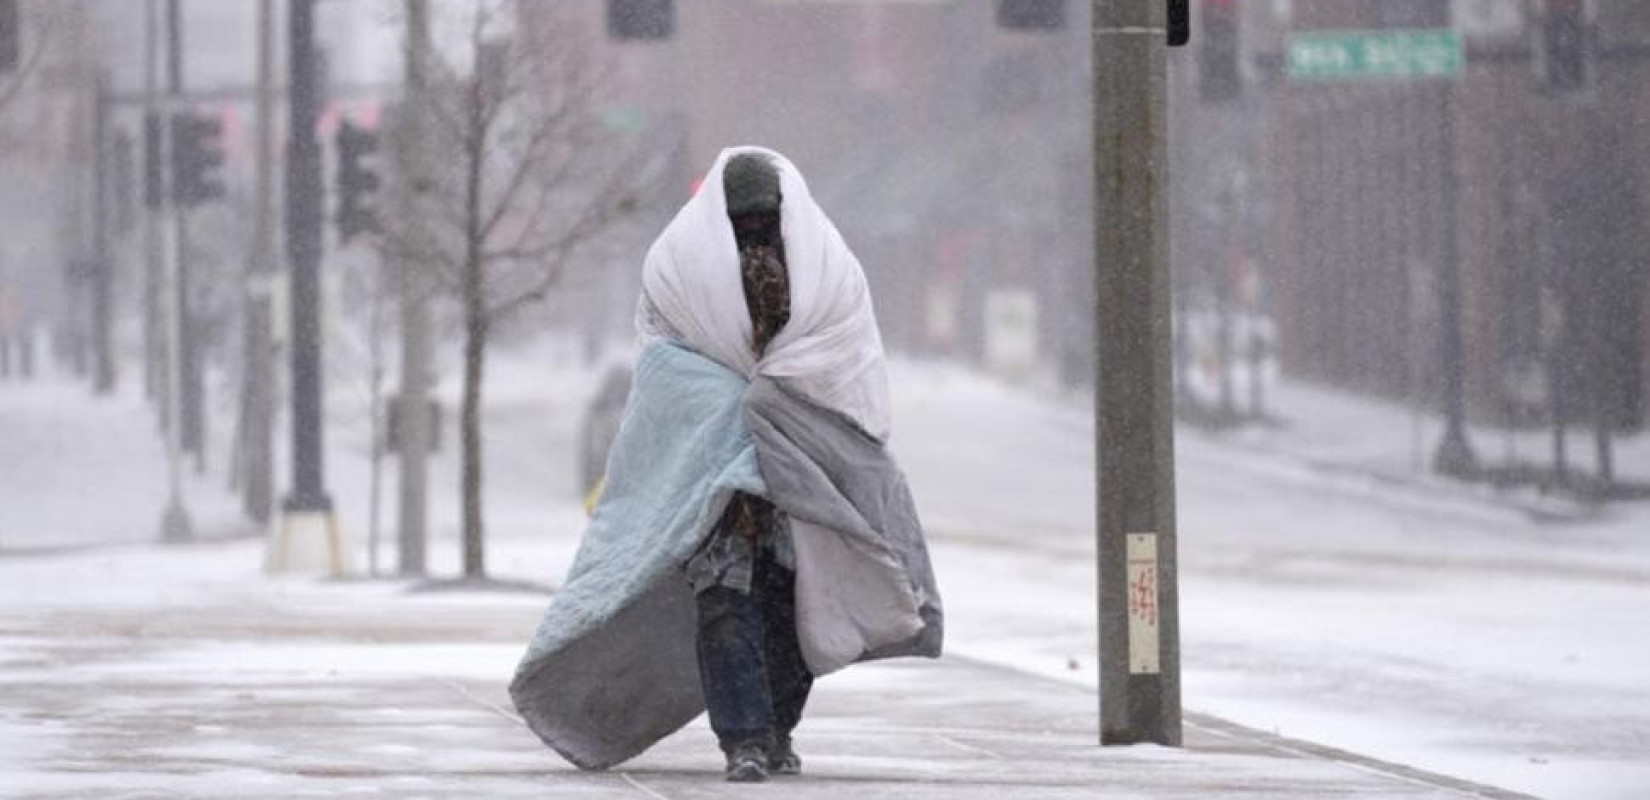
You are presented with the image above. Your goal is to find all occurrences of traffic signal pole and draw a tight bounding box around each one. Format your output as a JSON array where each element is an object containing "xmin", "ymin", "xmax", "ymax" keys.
[
  {"xmin": 141, "ymin": 0, "xmax": 163, "ymax": 410},
  {"xmin": 166, "ymin": 0, "xmax": 206, "ymax": 471},
  {"xmin": 1094, "ymin": 0, "xmax": 1181, "ymax": 745},
  {"xmin": 91, "ymin": 72, "xmax": 115, "ymax": 396},
  {"xmin": 241, "ymin": 0, "xmax": 278, "ymax": 525},
  {"xmin": 288, "ymin": 0, "xmax": 328, "ymax": 519},
  {"xmin": 155, "ymin": 0, "xmax": 191, "ymax": 544},
  {"xmin": 271, "ymin": 0, "xmax": 344, "ymax": 574}
]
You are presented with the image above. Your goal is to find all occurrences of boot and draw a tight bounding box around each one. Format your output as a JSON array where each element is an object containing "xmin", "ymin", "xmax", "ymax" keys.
[
  {"xmin": 768, "ymin": 736, "xmax": 802, "ymax": 776},
  {"xmin": 725, "ymin": 743, "xmax": 769, "ymax": 783}
]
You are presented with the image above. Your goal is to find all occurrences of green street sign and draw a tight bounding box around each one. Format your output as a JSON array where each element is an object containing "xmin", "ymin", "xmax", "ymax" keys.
[
  {"xmin": 1289, "ymin": 30, "xmax": 1464, "ymax": 81},
  {"xmin": 599, "ymin": 106, "xmax": 647, "ymax": 135}
]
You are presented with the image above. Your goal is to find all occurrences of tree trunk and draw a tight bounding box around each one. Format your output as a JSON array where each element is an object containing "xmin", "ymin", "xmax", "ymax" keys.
[
  {"xmin": 461, "ymin": 276, "xmax": 487, "ymax": 580},
  {"xmin": 1586, "ymin": 303, "xmax": 1616, "ymax": 494},
  {"xmin": 458, "ymin": 39, "xmax": 491, "ymax": 581},
  {"xmin": 367, "ymin": 270, "xmax": 387, "ymax": 578},
  {"xmin": 1592, "ymin": 326, "xmax": 1615, "ymax": 493},
  {"xmin": 1595, "ymin": 422, "xmax": 1614, "ymax": 492}
]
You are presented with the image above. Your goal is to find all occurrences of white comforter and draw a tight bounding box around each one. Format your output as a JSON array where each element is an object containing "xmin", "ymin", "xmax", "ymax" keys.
[{"xmin": 636, "ymin": 146, "xmax": 892, "ymax": 442}]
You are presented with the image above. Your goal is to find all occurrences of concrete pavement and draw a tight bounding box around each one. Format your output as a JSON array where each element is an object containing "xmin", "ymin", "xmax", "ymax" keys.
[{"xmin": 0, "ymin": 541, "xmax": 1538, "ymax": 800}]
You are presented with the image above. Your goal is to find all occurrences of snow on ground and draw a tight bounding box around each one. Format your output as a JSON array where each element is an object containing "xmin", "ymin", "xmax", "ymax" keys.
[
  {"xmin": 0, "ymin": 378, "xmax": 245, "ymax": 552},
  {"xmin": 0, "ymin": 548, "xmax": 1476, "ymax": 800},
  {"xmin": 1252, "ymin": 377, "xmax": 1650, "ymax": 491},
  {"xmin": 4, "ymin": 337, "xmax": 1649, "ymax": 799},
  {"xmin": 886, "ymin": 358, "xmax": 1650, "ymax": 800}
]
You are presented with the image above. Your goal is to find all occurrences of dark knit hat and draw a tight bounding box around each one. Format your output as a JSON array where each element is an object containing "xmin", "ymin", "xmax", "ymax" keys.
[{"xmin": 723, "ymin": 153, "xmax": 782, "ymax": 215}]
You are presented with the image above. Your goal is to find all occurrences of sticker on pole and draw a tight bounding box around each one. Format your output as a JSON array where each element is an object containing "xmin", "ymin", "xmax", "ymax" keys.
[{"xmin": 1127, "ymin": 532, "xmax": 1160, "ymax": 675}]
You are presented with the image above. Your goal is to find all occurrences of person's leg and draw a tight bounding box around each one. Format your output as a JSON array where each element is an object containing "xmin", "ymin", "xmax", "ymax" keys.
[
  {"xmin": 759, "ymin": 551, "xmax": 813, "ymax": 770},
  {"xmin": 695, "ymin": 584, "xmax": 774, "ymax": 768}
]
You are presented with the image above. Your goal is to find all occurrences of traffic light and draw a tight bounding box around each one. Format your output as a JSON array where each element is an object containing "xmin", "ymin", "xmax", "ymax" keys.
[
  {"xmin": 172, "ymin": 111, "xmax": 226, "ymax": 207},
  {"xmin": 144, "ymin": 111, "xmax": 163, "ymax": 209},
  {"xmin": 334, "ymin": 119, "xmax": 381, "ymax": 244},
  {"xmin": 1536, "ymin": 0, "xmax": 1593, "ymax": 95},
  {"xmin": 112, "ymin": 129, "xmax": 136, "ymax": 235},
  {"xmin": 1, "ymin": 0, "xmax": 19, "ymax": 73},
  {"xmin": 1169, "ymin": 0, "xmax": 1190, "ymax": 47},
  {"xmin": 1198, "ymin": 0, "xmax": 1241, "ymax": 102},
  {"xmin": 997, "ymin": 0, "xmax": 1064, "ymax": 31},
  {"xmin": 608, "ymin": 0, "xmax": 673, "ymax": 40}
]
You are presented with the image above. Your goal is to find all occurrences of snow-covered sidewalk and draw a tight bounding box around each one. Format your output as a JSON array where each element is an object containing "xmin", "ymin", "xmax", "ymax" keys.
[
  {"xmin": 0, "ymin": 538, "xmax": 1527, "ymax": 800},
  {"xmin": 0, "ymin": 379, "xmax": 247, "ymax": 553},
  {"xmin": 1183, "ymin": 375, "xmax": 1650, "ymax": 522}
]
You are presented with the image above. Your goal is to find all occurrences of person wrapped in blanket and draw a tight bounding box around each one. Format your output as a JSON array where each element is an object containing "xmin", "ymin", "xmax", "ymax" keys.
[
  {"xmin": 679, "ymin": 153, "xmax": 810, "ymax": 782},
  {"xmin": 516, "ymin": 146, "xmax": 937, "ymax": 782}
]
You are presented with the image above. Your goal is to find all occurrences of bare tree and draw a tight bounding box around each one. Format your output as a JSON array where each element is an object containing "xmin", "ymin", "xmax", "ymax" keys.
[{"xmin": 380, "ymin": 1, "xmax": 644, "ymax": 581}]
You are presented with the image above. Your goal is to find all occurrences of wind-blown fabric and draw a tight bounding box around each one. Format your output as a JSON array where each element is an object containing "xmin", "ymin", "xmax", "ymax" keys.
[
  {"xmin": 509, "ymin": 343, "xmax": 763, "ymax": 771},
  {"xmin": 744, "ymin": 376, "xmax": 942, "ymax": 675},
  {"xmin": 636, "ymin": 146, "xmax": 892, "ymax": 442},
  {"xmin": 510, "ymin": 343, "xmax": 942, "ymax": 770}
]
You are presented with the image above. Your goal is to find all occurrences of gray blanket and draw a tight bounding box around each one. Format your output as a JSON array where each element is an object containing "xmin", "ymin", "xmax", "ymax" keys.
[
  {"xmin": 743, "ymin": 377, "xmax": 943, "ymax": 674},
  {"xmin": 509, "ymin": 344, "xmax": 942, "ymax": 770}
]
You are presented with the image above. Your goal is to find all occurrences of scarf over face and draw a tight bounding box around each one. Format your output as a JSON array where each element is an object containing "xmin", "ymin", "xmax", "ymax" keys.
[{"xmin": 636, "ymin": 146, "xmax": 892, "ymax": 442}]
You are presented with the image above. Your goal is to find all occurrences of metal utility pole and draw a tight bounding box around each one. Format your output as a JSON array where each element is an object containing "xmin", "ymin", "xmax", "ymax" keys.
[
  {"xmin": 1431, "ymin": 82, "xmax": 1477, "ymax": 478},
  {"xmin": 272, "ymin": 0, "xmax": 344, "ymax": 574},
  {"xmin": 142, "ymin": 0, "xmax": 163, "ymax": 408},
  {"xmin": 1094, "ymin": 0, "xmax": 1182, "ymax": 746},
  {"xmin": 396, "ymin": 0, "xmax": 433, "ymax": 577},
  {"xmin": 167, "ymin": 0, "xmax": 205, "ymax": 468},
  {"xmin": 91, "ymin": 72, "xmax": 115, "ymax": 395},
  {"xmin": 288, "ymin": 0, "xmax": 328, "ymax": 516},
  {"xmin": 240, "ymin": 0, "xmax": 278, "ymax": 525},
  {"xmin": 156, "ymin": 0, "xmax": 192, "ymax": 544}
]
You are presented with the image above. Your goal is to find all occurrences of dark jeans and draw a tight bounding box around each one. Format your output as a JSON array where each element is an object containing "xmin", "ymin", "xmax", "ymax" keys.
[{"xmin": 695, "ymin": 546, "xmax": 813, "ymax": 754}]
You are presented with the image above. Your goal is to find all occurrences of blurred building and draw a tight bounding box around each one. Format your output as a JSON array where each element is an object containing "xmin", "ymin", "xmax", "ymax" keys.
[
  {"xmin": 531, "ymin": 0, "xmax": 1650, "ymax": 440},
  {"xmin": 1213, "ymin": 0, "xmax": 1650, "ymax": 432},
  {"xmin": 0, "ymin": 0, "xmax": 100, "ymax": 369},
  {"xmin": 521, "ymin": 0, "xmax": 1094, "ymax": 379}
]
